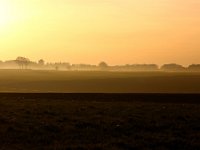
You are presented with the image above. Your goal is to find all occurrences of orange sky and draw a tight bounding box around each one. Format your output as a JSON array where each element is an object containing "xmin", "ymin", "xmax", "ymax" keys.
[{"xmin": 0, "ymin": 0, "xmax": 200, "ymax": 66}]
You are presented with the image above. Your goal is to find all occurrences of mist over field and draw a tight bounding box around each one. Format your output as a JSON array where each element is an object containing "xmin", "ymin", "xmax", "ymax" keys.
[
  {"xmin": 1, "ymin": 0, "xmax": 200, "ymax": 149},
  {"xmin": 0, "ymin": 70, "xmax": 199, "ymax": 93}
]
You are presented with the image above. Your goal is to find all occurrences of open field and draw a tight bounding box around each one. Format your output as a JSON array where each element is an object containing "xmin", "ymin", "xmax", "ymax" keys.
[
  {"xmin": 0, "ymin": 93, "xmax": 199, "ymax": 149},
  {"xmin": 0, "ymin": 70, "xmax": 199, "ymax": 149},
  {"xmin": 0, "ymin": 70, "xmax": 199, "ymax": 93}
]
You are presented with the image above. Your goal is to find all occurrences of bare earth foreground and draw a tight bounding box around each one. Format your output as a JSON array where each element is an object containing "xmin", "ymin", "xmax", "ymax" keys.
[
  {"xmin": 0, "ymin": 70, "xmax": 199, "ymax": 149},
  {"xmin": 0, "ymin": 93, "xmax": 199, "ymax": 150}
]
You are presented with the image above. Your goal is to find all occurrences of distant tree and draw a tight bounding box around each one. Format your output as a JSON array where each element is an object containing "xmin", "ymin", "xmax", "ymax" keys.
[
  {"xmin": 161, "ymin": 63, "xmax": 185, "ymax": 71},
  {"xmin": 128, "ymin": 64, "xmax": 159, "ymax": 71},
  {"xmin": 99, "ymin": 61, "xmax": 108, "ymax": 68},
  {"xmin": 188, "ymin": 64, "xmax": 200, "ymax": 71},
  {"xmin": 38, "ymin": 59, "xmax": 45, "ymax": 66},
  {"xmin": 16, "ymin": 57, "xmax": 31, "ymax": 69}
]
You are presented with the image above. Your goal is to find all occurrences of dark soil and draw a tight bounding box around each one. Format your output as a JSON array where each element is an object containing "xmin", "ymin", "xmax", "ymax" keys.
[{"xmin": 0, "ymin": 93, "xmax": 199, "ymax": 150}]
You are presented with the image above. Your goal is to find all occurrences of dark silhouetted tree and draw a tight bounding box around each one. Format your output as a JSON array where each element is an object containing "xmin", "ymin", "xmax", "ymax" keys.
[{"xmin": 16, "ymin": 57, "xmax": 31, "ymax": 69}]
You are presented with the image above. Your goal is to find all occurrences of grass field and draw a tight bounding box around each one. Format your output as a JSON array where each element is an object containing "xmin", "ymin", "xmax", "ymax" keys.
[
  {"xmin": 0, "ymin": 94, "xmax": 199, "ymax": 150},
  {"xmin": 0, "ymin": 70, "xmax": 199, "ymax": 93},
  {"xmin": 0, "ymin": 70, "xmax": 199, "ymax": 149}
]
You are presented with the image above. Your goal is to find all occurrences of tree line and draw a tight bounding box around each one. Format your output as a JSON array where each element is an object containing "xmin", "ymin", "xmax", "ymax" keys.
[{"xmin": 0, "ymin": 56, "xmax": 200, "ymax": 72}]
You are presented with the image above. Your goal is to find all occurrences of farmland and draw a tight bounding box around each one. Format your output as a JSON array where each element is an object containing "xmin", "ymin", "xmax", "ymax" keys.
[
  {"xmin": 0, "ymin": 70, "xmax": 199, "ymax": 149},
  {"xmin": 0, "ymin": 70, "xmax": 199, "ymax": 93},
  {"xmin": 0, "ymin": 93, "xmax": 199, "ymax": 149}
]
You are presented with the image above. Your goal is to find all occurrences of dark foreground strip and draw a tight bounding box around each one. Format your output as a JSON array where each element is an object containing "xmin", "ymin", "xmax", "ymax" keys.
[{"xmin": 0, "ymin": 93, "xmax": 199, "ymax": 103}]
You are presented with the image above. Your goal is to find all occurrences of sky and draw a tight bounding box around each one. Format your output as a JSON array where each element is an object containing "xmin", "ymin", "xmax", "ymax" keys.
[{"xmin": 0, "ymin": 0, "xmax": 200, "ymax": 66}]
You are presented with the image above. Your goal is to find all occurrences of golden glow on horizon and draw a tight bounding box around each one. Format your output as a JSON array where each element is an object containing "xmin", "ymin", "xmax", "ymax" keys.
[{"xmin": 0, "ymin": 0, "xmax": 200, "ymax": 65}]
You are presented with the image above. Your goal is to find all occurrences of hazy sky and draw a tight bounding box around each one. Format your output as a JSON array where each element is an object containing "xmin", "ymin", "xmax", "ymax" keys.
[{"xmin": 0, "ymin": 0, "xmax": 200, "ymax": 65}]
